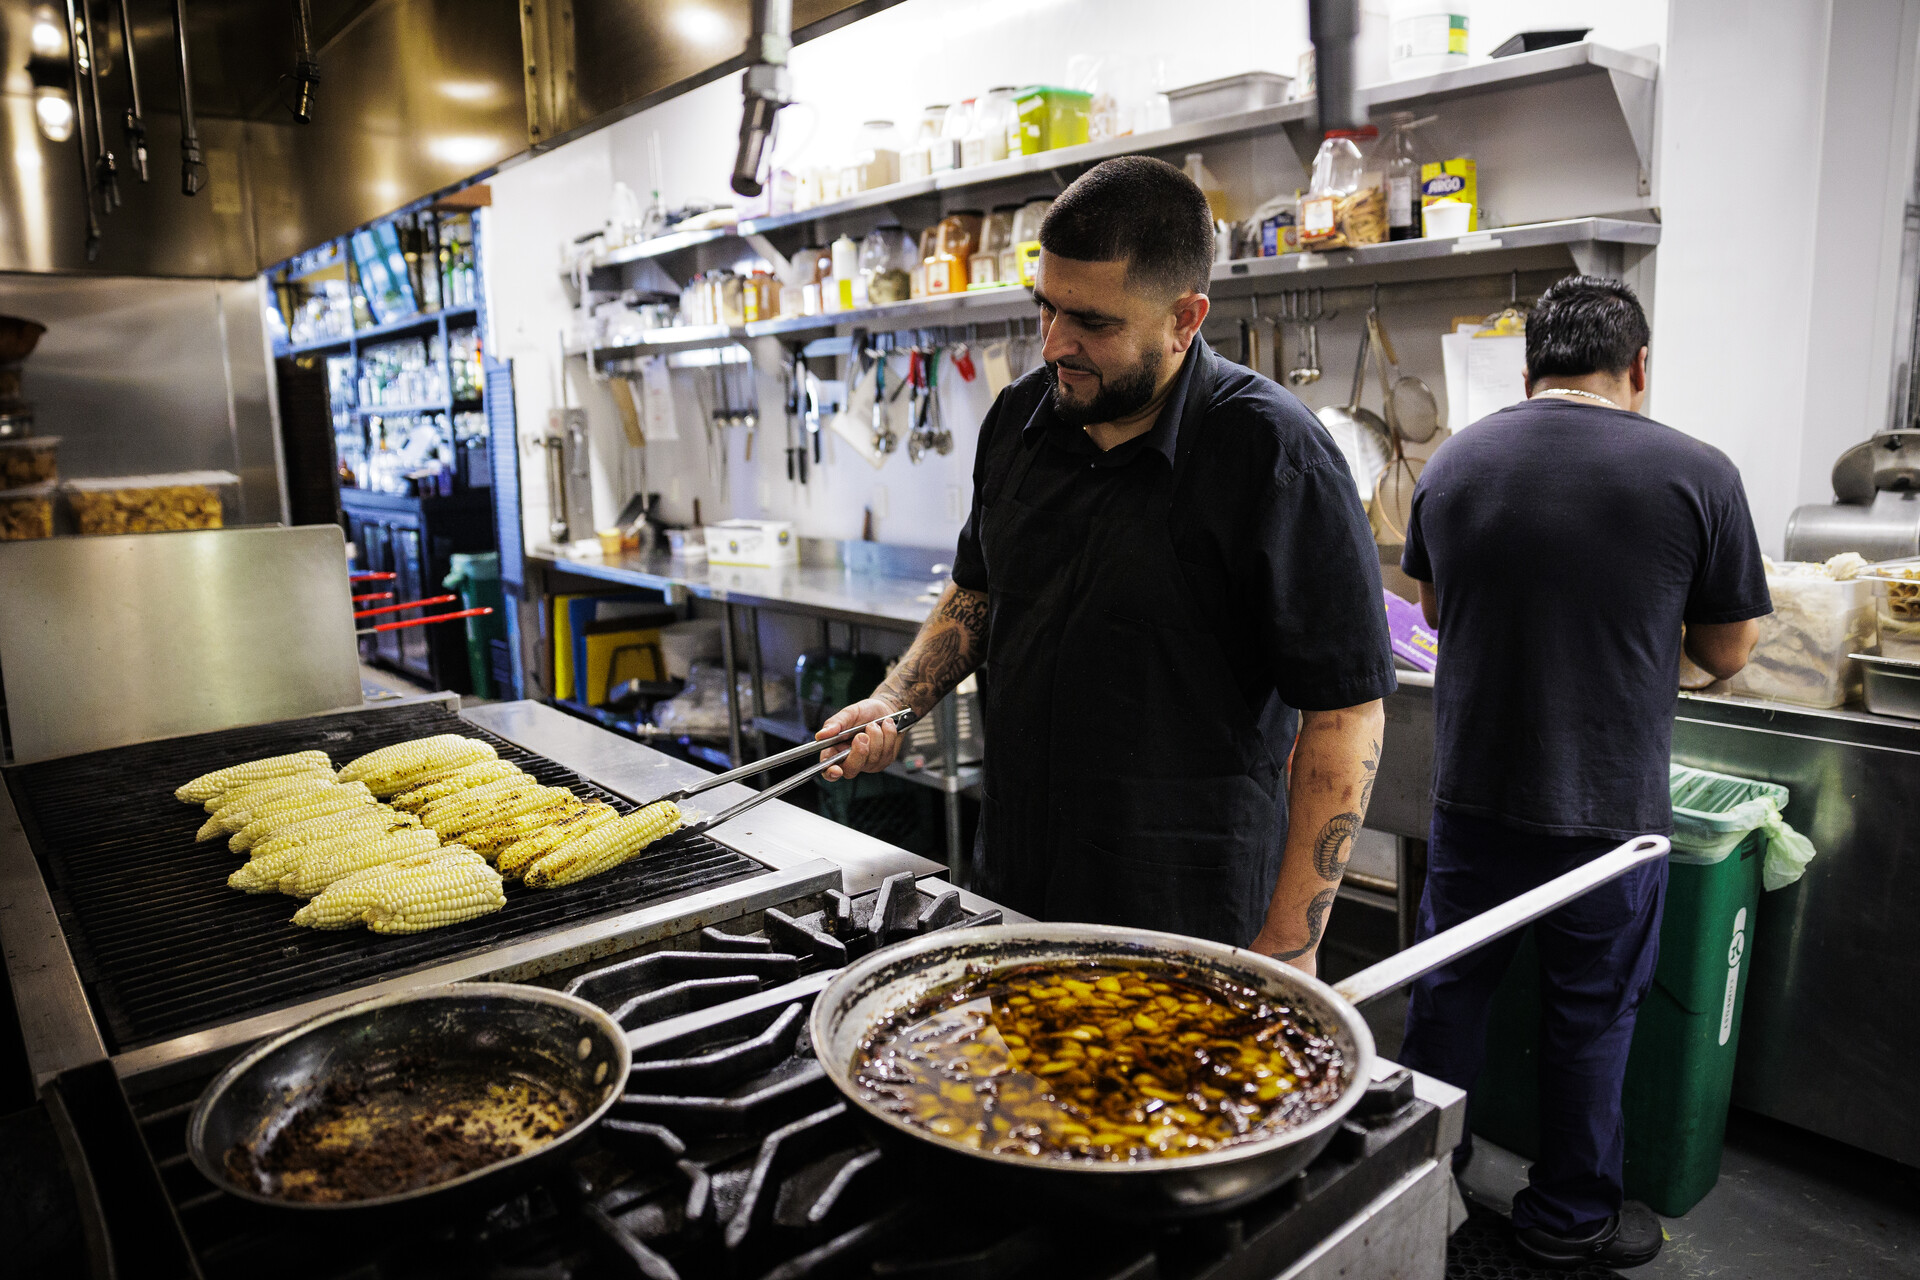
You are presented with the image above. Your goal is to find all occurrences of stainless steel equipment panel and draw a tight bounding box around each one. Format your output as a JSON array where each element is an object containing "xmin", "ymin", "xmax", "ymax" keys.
[{"xmin": 0, "ymin": 526, "xmax": 361, "ymax": 764}]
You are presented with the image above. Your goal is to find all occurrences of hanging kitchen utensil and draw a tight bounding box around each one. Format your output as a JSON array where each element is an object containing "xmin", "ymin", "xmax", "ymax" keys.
[
  {"xmin": 355, "ymin": 606, "xmax": 492, "ymax": 637},
  {"xmin": 289, "ymin": 0, "xmax": 320, "ymax": 123},
  {"xmin": 117, "ymin": 0, "xmax": 149, "ymax": 181},
  {"xmin": 80, "ymin": 0, "xmax": 118, "ymax": 211},
  {"xmin": 810, "ymin": 837, "xmax": 1668, "ymax": 1218},
  {"xmin": 1315, "ymin": 313, "xmax": 1391, "ymax": 503},
  {"xmin": 172, "ymin": 0, "xmax": 206, "ymax": 196},
  {"xmin": 1369, "ymin": 311, "xmax": 1425, "ymax": 542},
  {"xmin": 1286, "ymin": 292, "xmax": 1318, "ymax": 386},
  {"xmin": 62, "ymin": 0, "xmax": 101, "ymax": 259},
  {"xmin": 1370, "ymin": 308, "xmax": 1442, "ymax": 444}
]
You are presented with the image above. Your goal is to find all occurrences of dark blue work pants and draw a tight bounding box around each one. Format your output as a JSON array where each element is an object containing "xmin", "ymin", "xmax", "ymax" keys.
[{"xmin": 1397, "ymin": 806, "xmax": 1668, "ymax": 1235}]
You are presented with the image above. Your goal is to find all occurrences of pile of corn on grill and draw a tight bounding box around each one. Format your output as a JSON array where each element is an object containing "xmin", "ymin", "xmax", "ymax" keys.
[{"xmin": 177, "ymin": 734, "xmax": 685, "ymax": 935}]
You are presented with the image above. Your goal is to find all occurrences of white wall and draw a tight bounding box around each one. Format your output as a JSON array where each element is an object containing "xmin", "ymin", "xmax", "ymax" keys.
[
  {"xmin": 488, "ymin": 0, "xmax": 1674, "ymax": 555},
  {"xmin": 1652, "ymin": 0, "xmax": 1920, "ymax": 555}
]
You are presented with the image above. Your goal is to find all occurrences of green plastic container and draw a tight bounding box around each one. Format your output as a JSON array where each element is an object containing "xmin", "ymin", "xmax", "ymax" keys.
[
  {"xmin": 443, "ymin": 552, "xmax": 508, "ymax": 699},
  {"xmin": 1471, "ymin": 769, "xmax": 1780, "ymax": 1217}
]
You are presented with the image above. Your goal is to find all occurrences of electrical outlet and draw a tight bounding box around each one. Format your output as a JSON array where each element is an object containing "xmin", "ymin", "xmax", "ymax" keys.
[
  {"xmin": 945, "ymin": 486, "xmax": 965, "ymax": 522},
  {"xmin": 872, "ymin": 485, "xmax": 890, "ymax": 519}
]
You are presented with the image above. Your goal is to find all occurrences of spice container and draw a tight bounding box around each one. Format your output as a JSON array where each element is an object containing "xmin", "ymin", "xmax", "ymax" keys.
[
  {"xmin": 1010, "ymin": 87, "xmax": 1092, "ymax": 156},
  {"xmin": 0, "ymin": 480, "xmax": 54, "ymax": 540},
  {"xmin": 861, "ymin": 225, "xmax": 914, "ymax": 305},
  {"xmin": 901, "ymin": 105, "xmax": 946, "ymax": 181},
  {"xmin": 963, "ymin": 88, "xmax": 1017, "ymax": 167},
  {"xmin": 0, "ymin": 435, "xmax": 59, "ymax": 488},
  {"xmin": 931, "ymin": 101, "xmax": 972, "ymax": 173},
  {"xmin": 925, "ymin": 211, "xmax": 982, "ymax": 296},
  {"xmin": 973, "ymin": 205, "xmax": 1017, "ymax": 287},
  {"xmin": 841, "ymin": 120, "xmax": 901, "ymax": 194},
  {"xmin": 1007, "ymin": 197, "xmax": 1053, "ymax": 284},
  {"xmin": 911, "ymin": 226, "xmax": 939, "ymax": 298},
  {"xmin": 64, "ymin": 472, "xmax": 237, "ymax": 535}
]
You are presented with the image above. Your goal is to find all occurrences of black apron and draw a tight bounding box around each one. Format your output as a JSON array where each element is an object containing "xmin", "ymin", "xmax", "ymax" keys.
[{"xmin": 969, "ymin": 346, "xmax": 1291, "ymax": 947}]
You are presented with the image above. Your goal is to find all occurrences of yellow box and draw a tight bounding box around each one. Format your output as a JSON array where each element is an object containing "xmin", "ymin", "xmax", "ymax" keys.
[{"xmin": 1420, "ymin": 158, "xmax": 1477, "ymax": 231}]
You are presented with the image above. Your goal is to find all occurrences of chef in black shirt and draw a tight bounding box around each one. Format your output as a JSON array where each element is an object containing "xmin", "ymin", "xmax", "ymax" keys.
[
  {"xmin": 1398, "ymin": 276, "xmax": 1771, "ymax": 1269},
  {"xmin": 818, "ymin": 156, "xmax": 1397, "ymax": 969}
]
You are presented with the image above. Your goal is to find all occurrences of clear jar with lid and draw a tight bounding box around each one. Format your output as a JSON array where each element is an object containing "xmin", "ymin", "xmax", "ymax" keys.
[
  {"xmin": 861, "ymin": 225, "xmax": 914, "ymax": 305},
  {"xmin": 973, "ymin": 205, "xmax": 1018, "ymax": 287},
  {"xmin": 963, "ymin": 88, "xmax": 1017, "ymax": 168},
  {"xmin": 901, "ymin": 105, "xmax": 946, "ymax": 181},
  {"xmin": 926, "ymin": 211, "xmax": 983, "ymax": 295},
  {"xmin": 911, "ymin": 226, "xmax": 939, "ymax": 298},
  {"xmin": 931, "ymin": 101, "xmax": 972, "ymax": 173},
  {"xmin": 842, "ymin": 120, "xmax": 901, "ymax": 194}
]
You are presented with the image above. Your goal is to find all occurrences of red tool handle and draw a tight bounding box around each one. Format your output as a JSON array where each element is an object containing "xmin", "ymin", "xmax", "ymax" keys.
[
  {"xmin": 356, "ymin": 606, "xmax": 492, "ymax": 636},
  {"xmin": 350, "ymin": 571, "xmax": 396, "ymax": 582},
  {"xmin": 353, "ymin": 593, "xmax": 456, "ymax": 620},
  {"xmin": 352, "ymin": 592, "xmax": 395, "ymax": 605}
]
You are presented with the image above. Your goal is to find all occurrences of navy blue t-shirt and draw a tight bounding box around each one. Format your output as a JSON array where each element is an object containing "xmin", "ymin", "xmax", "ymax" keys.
[{"xmin": 1402, "ymin": 397, "xmax": 1771, "ymax": 838}]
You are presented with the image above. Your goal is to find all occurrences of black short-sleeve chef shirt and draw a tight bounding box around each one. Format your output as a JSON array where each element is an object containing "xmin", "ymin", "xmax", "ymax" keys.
[
  {"xmin": 952, "ymin": 337, "xmax": 1397, "ymax": 724},
  {"xmin": 1402, "ymin": 397, "xmax": 1772, "ymax": 838}
]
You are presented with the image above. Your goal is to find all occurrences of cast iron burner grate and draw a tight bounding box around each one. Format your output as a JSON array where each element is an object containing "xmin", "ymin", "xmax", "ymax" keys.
[{"xmin": 3, "ymin": 702, "xmax": 767, "ymax": 1052}]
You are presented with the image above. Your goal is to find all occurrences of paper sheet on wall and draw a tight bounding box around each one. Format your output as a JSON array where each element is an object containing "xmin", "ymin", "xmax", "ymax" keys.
[
  {"xmin": 1461, "ymin": 333, "xmax": 1528, "ymax": 428},
  {"xmin": 637, "ymin": 355, "xmax": 680, "ymax": 442}
]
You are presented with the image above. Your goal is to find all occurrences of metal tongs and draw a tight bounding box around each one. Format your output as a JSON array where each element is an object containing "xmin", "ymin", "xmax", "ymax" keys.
[{"xmin": 643, "ymin": 707, "xmax": 917, "ymax": 827}]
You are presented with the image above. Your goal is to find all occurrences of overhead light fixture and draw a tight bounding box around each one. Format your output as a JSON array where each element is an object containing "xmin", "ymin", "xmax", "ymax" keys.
[
  {"xmin": 29, "ymin": 4, "xmax": 67, "ymax": 60},
  {"xmin": 34, "ymin": 86, "xmax": 74, "ymax": 143},
  {"xmin": 427, "ymin": 135, "xmax": 501, "ymax": 167},
  {"xmin": 673, "ymin": 4, "xmax": 731, "ymax": 46},
  {"xmin": 437, "ymin": 80, "xmax": 500, "ymax": 104}
]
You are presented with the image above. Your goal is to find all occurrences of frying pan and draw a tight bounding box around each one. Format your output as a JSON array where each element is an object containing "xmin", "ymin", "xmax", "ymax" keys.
[
  {"xmin": 811, "ymin": 836, "xmax": 1668, "ymax": 1218},
  {"xmin": 189, "ymin": 983, "xmax": 629, "ymax": 1218},
  {"xmin": 1315, "ymin": 314, "xmax": 1391, "ymax": 502}
]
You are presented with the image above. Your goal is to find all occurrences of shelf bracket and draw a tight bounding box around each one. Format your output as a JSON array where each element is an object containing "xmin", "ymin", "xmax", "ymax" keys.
[{"xmin": 1607, "ymin": 66, "xmax": 1658, "ymax": 196}]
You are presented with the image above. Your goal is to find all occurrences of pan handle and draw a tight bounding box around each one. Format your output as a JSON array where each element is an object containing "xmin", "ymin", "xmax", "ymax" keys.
[{"xmin": 1332, "ymin": 836, "xmax": 1669, "ymax": 1006}]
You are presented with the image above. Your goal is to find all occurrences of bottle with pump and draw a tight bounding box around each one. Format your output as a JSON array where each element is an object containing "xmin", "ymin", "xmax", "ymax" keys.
[{"xmin": 1374, "ymin": 112, "xmax": 1435, "ymax": 241}]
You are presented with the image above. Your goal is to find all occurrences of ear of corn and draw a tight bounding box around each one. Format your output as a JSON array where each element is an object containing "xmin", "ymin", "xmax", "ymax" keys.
[
  {"xmin": 418, "ymin": 774, "xmax": 539, "ymax": 825},
  {"xmin": 496, "ymin": 802, "xmax": 617, "ymax": 879},
  {"xmin": 198, "ymin": 774, "xmax": 341, "ymax": 841},
  {"xmin": 229, "ymin": 783, "xmax": 377, "ymax": 852},
  {"xmin": 390, "ymin": 760, "xmax": 525, "ymax": 813},
  {"xmin": 426, "ymin": 785, "xmax": 576, "ymax": 840},
  {"xmin": 291, "ymin": 847, "xmax": 497, "ymax": 930},
  {"xmin": 338, "ymin": 735, "xmax": 498, "ymax": 798},
  {"xmin": 248, "ymin": 807, "xmax": 417, "ymax": 861},
  {"xmin": 175, "ymin": 751, "xmax": 334, "ymax": 804},
  {"xmin": 281, "ymin": 827, "xmax": 444, "ymax": 898},
  {"xmin": 523, "ymin": 801, "xmax": 682, "ymax": 889},
  {"xmin": 456, "ymin": 799, "xmax": 586, "ymax": 859}
]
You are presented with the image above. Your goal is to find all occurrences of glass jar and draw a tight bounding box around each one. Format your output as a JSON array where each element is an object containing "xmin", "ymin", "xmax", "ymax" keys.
[
  {"xmin": 842, "ymin": 119, "xmax": 901, "ymax": 194},
  {"xmin": 911, "ymin": 226, "xmax": 939, "ymax": 298},
  {"xmin": 931, "ymin": 101, "xmax": 972, "ymax": 173},
  {"xmin": 861, "ymin": 225, "xmax": 913, "ymax": 305},
  {"xmin": 973, "ymin": 205, "xmax": 1018, "ymax": 287},
  {"xmin": 926, "ymin": 210, "xmax": 982, "ymax": 295},
  {"xmin": 901, "ymin": 105, "xmax": 946, "ymax": 182}
]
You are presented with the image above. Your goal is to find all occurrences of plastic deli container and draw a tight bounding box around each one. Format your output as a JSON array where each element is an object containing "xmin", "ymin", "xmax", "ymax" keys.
[
  {"xmin": 1009, "ymin": 87, "xmax": 1091, "ymax": 156},
  {"xmin": 1725, "ymin": 569, "xmax": 1875, "ymax": 708},
  {"xmin": 1869, "ymin": 556, "xmax": 1920, "ymax": 659},
  {"xmin": 0, "ymin": 435, "xmax": 59, "ymax": 488},
  {"xmin": 62, "ymin": 470, "xmax": 239, "ymax": 535},
  {"xmin": 0, "ymin": 480, "xmax": 55, "ymax": 540}
]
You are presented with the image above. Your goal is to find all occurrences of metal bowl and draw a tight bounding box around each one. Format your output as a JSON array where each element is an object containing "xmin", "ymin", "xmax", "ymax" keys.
[
  {"xmin": 809, "ymin": 923, "xmax": 1377, "ymax": 1217},
  {"xmin": 188, "ymin": 983, "xmax": 630, "ymax": 1216},
  {"xmin": 0, "ymin": 315, "xmax": 46, "ymax": 364}
]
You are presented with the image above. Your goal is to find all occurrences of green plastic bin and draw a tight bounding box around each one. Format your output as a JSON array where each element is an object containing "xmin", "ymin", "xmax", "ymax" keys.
[
  {"xmin": 1470, "ymin": 767, "xmax": 1785, "ymax": 1217},
  {"xmin": 443, "ymin": 552, "xmax": 508, "ymax": 699}
]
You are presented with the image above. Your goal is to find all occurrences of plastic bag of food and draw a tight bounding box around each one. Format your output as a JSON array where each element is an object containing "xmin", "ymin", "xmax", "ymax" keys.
[{"xmin": 1669, "ymin": 764, "xmax": 1817, "ymax": 889}]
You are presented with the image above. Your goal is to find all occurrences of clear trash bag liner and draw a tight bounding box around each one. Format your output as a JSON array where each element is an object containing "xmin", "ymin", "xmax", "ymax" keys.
[{"xmin": 1668, "ymin": 764, "xmax": 1817, "ymax": 890}]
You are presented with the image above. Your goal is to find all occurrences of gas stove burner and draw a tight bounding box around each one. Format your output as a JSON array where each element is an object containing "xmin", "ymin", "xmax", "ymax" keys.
[
  {"xmin": 763, "ymin": 871, "xmax": 1000, "ymax": 965},
  {"xmin": 567, "ymin": 951, "xmax": 804, "ymax": 1030}
]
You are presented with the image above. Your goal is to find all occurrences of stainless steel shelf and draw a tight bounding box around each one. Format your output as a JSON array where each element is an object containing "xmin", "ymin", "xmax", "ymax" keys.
[
  {"xmin": 565, "ymin": 324, "xmax": 746, "ymax": 363},
  {"xmin": 743, "ymin": 286, "xmax": 1036, "ymax": 338},
  {"xmin": 1210, "ymin": 217, "xmax": 1660, "ymax": 291},
  {"xmin": 567, "ymin": 225, "xmax": 739, "ymax": 277},
  {"xmin": 736, "ymin": 42, "xmax": 1657, "ymax": 239}
]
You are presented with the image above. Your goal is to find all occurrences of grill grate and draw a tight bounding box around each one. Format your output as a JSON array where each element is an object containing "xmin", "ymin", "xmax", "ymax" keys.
[{"xmin": 5, "ymin": 702, "xmax": 767, "ymax": 1052}]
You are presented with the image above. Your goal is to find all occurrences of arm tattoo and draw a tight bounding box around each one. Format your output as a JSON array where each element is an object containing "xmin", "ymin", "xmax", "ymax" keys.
[
  {"xmin": 1358, "ymin": 739, "xmax": 1381, "ymax": 815},
  {"xmin": 877, "ymin": 587, "xmax": 988, "ymax": 714},
  {"xmin": 1267, "ymin": 887, "xmax": 1337, "ymax": 961},
  {"xmin": 1313, "ymin": 813, "xmax": 1360, "ymax": 881}
]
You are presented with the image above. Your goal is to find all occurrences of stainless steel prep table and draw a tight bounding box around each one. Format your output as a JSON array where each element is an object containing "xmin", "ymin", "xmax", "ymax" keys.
[
  {"xmin": 1374, "ymin": 674, "xmax": 1920, "ymax": 1169},
  {"xmin": 0, "ymin": 699, "xmax": 1006, "ymax": 1091},
  {"xmin": 532, "ymin": 539, "xmax": 980, "ymax": 875}
]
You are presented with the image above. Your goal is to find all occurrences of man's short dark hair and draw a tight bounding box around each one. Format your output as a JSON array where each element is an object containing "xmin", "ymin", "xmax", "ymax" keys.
[
  {"xmin": 1039, "ymin": 156, "xmax": 1214, "ymax": 299},
  {"xmin": 1525, "ymin": 275, "xmax": 1651, "ymax": 383}
]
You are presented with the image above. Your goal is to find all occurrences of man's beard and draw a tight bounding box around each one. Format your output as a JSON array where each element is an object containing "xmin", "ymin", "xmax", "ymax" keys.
[{"xmin": 1047, "ymin": 349, "xmax": 1164, "ymax": 428}]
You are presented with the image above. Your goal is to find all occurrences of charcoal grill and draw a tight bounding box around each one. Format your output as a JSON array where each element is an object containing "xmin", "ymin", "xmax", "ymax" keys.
[{"xmin": 0, "ymin": 699, "xmax": 890, "ymax": 1087}]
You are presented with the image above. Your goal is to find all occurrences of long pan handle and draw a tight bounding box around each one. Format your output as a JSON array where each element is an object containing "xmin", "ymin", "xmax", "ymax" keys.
[
  {"xmin": 355, "ymin": 607, "xmax": 492, "ymax": 636},
  {"xmin": 1332, "ymin": 836, "xmax": 1670, "ymax": 1006},
  {"xmin": 680, "ymin": 748, "xmax": 852, "ymax": 838},
  {"xmin": 658, "ymin": 707, "xmax": 916, "ymax": 805}
]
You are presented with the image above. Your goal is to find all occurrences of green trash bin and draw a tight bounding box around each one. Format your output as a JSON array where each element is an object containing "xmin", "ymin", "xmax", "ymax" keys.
[
  {"xmin": 443, "ymin": 552, "xmax": 508, "ymax": 699},
  {"xmin": 1470, "ymin": 766, "xmax": 1804, "ymax": 1217}
]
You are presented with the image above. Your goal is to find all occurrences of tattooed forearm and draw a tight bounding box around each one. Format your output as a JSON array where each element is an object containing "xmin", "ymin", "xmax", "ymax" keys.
[
  {"xmin": 1267, "ymin": 887, "xmax": 1337, "ymax": 961},
  {"xmin": 875, "ymin": 584, "xmax": 988, "ymax": 714},
  {"xmin": 1312, "ymin": 813, "xmax": 1360, "ymax": 881},
  {"xmin": 1358, "ymin": 739, "xmax": 1380, "ymax": 814}
]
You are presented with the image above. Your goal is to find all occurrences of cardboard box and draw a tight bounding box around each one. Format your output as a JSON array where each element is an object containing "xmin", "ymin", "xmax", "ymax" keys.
[{"xmin": 704, "ymin": 519, "xmax": 799, "ymax": 568}]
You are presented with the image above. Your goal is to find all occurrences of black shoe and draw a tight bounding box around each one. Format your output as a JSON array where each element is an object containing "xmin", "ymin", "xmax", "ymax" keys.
[{"xmin": 1512, "ymin": 1200, "xmax": 1665, "ymax": 1269}]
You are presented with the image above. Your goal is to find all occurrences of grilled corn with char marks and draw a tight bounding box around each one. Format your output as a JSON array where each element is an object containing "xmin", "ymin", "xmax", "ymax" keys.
[
  {"xmin": 229, "ymin": 783, "xmax": 378, "ymax": 852},
  {"xmin": 417, "ymin": 773, "xmax": 540, "ymax": 825},
  {"xmin": 247, "ymin": 806, "xmax": 418, "ymax": 861},
  {"xmin": 390, "ymin": 760, "xmax": 525, "ymax": 813},
  {"xmin": 495, "ymin": 802, "xmax": 617, "ymax": 879},
  {"xmin": 175, "ymin": 750, "xmax": 334, "ymax": 804},
  {"xmin": 291, "ymin": 847, "xmax": 500, "ymax": 931},
  {"xmin": 339, "ymin": 735, "xmax": 498, "ymax": 798},
  {"xmin": 455, "ymin": 799, "xmax": 587, "ymax": 859},
  {"xmin": 523, "ymin": 801, "xmax": 682, "ymax": 888},
  {"xmin": 424, "ymin": 784, "xmax": 574, "ymax": 840}
]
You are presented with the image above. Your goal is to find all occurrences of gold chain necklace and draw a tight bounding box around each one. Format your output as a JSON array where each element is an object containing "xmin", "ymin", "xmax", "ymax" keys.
[{"xmin": 1537, "ymin": 387, "xmax": 1621, "ymax": 409}]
